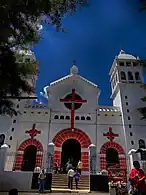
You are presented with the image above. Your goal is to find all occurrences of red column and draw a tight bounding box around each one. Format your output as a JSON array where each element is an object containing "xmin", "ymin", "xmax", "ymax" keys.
[
  {"xmin": 35, "ymin": 152, "xmax": 43, "ymax": 168},
  {"xmin": 119, "ymin": 156, "xmax": 126, "ymax": 169},
  {"xmin": 100, "ymin": 154, "xmax": 106, "ymax": 170},
  {"xmin": 53, "ymin": 150, "xmax": 61, "ymax": 168},
  {"xmin": 81, "ymin": 152, "xmax": 89, "ymax": 171},
  {"xmin": 14, "ymin": 153, "xmax": 23, "ymax": 171}
]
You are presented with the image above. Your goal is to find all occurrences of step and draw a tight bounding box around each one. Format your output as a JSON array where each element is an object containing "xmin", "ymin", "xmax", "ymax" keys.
[
  {"xmin": 52, "ymin": 174, "xmax": 90, "ymax": 190},
  {"xmin": 51, "ymin": 188, "xmax": 90, "ymax": 193},
  {"xmin": 52, "ymin": 184, "xmax": 89, "ymax": 188}
]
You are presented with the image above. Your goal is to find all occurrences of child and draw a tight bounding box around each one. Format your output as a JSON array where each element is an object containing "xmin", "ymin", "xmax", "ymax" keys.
[{"xmin": 74, "ymin": 170, "xmax": 80, "ymax": 189}]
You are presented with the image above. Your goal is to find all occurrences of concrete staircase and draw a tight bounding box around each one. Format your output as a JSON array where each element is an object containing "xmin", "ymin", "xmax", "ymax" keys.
[{"xmin": 52, "ymin": 174, "xmax": 90, "ymax": 191}]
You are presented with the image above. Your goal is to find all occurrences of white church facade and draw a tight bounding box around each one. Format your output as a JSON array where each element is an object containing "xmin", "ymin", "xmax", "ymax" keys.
[{"xmin": 1, "ymin": 50, "xmax": 146, "ymax": 182}]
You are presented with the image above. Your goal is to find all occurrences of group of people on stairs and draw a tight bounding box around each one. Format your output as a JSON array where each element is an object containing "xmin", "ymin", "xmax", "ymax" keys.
[
  {"xmin": 55, "ymin": 159, "xmax": 82, "ymax": 190},
  {"xmin": 55, "ymin": 159, "xmax": 82, "ymax": 174},
  {"xmin": 37, "ymin": 160, "xmax": 82, "ymax": 193}
]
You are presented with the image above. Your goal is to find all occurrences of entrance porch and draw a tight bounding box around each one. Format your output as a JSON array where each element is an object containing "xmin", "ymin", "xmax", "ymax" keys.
[{"xmin": 52, "ymin": 128, "xmax": 92, "ymax": 174}]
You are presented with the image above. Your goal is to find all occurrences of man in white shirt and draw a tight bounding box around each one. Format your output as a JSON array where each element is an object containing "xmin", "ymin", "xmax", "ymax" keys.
[
  {"xmin": 77, "ymin": 160, "xmax": 82, "ymax": 174},
  {"xmin": 67, "ymin": 167, "xmax": 74, "ymax": 189}
]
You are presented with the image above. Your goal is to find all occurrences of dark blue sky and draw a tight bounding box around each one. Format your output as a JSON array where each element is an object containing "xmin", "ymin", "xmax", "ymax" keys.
[{"xmin": 33, "ymin": 0, "xmax": 146, "ymax": 105}]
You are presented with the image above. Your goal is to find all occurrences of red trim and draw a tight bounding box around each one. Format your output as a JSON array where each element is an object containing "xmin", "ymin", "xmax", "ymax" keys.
[
  {"xmin": 100, "ymin": 141, "xmax": 127, "ymax": 182},
  {"xmin": 60, "ymin": 89, "xmax": 87, "ymax": 129},
  {"xmin": 53, "ymin": 128, "xmax": 91, "ymax": 148},
  {"xmin": 53, "ymin": 128, "xmax": 91, "ymax": 171},
  {"xmin": 103, "ymin": 127, "xmax": 119, "ymax": 143},
  {"xmin": 100, "ymin": 141, "xmax": 125, "ymax": 154},
  {"xmin": 14, "ymin": 139, "xmax": 43, "ymax": 171}
]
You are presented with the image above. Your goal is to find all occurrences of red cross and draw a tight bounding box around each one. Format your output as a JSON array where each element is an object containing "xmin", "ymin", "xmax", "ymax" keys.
[
  {"xmin": 60, "ymin": 89, "xmax": 87, "ymax": 129},
  {"xmin": 103, "ymin": 127, "xmax": 119, "ymax": 142},
  {"xmin": 25, "ymin": 124, "xmax": 41, "ymax": 139}
]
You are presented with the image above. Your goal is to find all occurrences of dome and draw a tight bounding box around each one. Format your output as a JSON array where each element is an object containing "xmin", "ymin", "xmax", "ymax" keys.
[
  {"xmin": 70, "ymin": 65, "xmax": 79, "ymax": 75},
  {"xmin": 117, "ymin": 50, "xmax": 136, "ymax": 60}
]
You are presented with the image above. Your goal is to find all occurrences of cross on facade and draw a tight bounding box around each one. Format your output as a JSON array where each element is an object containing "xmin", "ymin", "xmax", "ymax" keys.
[
  {"xmin": 60, "ymin": 89, "xmax": 87, "ymax": 130},
  {"xmin": 25, "ymin": 124, "xmax": 41, "ymax": 139},
  {"xmin": 103, "ymin": 127, "xmax": 119, "ymax": 142}
]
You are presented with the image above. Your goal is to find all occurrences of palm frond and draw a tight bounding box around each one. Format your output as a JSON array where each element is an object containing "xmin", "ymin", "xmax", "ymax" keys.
[{"xmin": 137, "ymin": 107, "xmax": 146, "ymax": 120}]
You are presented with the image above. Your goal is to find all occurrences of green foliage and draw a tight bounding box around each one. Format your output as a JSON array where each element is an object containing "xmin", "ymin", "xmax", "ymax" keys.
[
  {"xmin": 0, "ymin": 0, "xmax": 89, "ymax": 116},
  {"xmin": 138, "ymin": 107, "xmax": 146, "ymax": 120}
]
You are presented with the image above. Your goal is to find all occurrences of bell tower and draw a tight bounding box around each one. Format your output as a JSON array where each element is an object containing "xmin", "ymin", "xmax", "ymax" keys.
[
  {"xmin": 109, "ymin": 50, "xmax": 146, "ymax": 152},
  {"xmin": 109, "ymin": 50, "xmax": 144, "ymax": 99}
]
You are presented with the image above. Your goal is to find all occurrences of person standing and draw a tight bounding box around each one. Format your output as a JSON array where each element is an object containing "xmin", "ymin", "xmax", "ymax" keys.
[
  {"xmin": 77, "ymin": 160, "xmax": 82, "ymax": 175},
  {"xmin": 66, "ymin": 159, "xmax": 72, "ymax": 173},
  {"xmin": 74, "ymin": 170, "xmax": 80, "ymax": 189},
  {"xmin": 38, "ymin": 169, "xmax": 46, "ymax": 193},
  {"xmin": 129, "ymin": 161, "xmax": 146, "ymax": 195},
  {"xmin": 67, "ymin": 167, "xmax": 74, "ymax": 190}
]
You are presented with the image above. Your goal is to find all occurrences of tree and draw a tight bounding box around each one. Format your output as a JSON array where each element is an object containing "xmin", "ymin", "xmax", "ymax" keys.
[{"xmin": 0, "ymin": 0, "xmax": 89, "ymax": 116}]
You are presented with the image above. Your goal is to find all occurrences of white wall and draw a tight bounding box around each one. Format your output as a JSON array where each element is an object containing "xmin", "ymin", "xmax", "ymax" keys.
[
  {"xmin": 119, "ymin": 83, "xmax": 146, "ymax": 151},
  {"xmin": 47, "ymin": 75, "xmax": 100, "ymax": 112},
  {"xmin": 96, "ymin": 107, "xmax": 126, "ymax": 153},
  {"xmin": 0, "ymin": 171, "xmax": 33, "ymax": 191}
]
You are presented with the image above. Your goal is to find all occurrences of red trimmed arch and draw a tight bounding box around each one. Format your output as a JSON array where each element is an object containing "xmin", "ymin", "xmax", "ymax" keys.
[
  {"xmin": 100, "ymin": 142, "xmax": 125, "ymax": 154},
  {"xmin": 100, "ymin": 142, "xmax": 127, "ymax": 182},
  {"xmin": 53, "ymin": 128, "xmax": 91, "ymax": 148},
  {"xmin": 18, "ymin": 139, "xmax": 43, "ymax": 151},
  {"xmin": 53, "ymin": 128, "xmax": 92, "ymax": 172},
  {"xmin": 14, "ymin": 139, "xmax": 43, "ymax": 171}
]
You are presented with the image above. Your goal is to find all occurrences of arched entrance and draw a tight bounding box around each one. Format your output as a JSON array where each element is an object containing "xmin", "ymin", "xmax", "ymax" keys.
[
  {"xmin": 53, "ymin": 128, "xmax": 92, "ymax": 172},
  {"xmin": 100, "ymin": 142, "xmax": 127, "ymax": 182},
  {"xmin": 61, "ymin": 139, "xmax": 81, "ymax": 169},
  {"xmin": 14, "ymin": 139, "xmax": 43, "ymax": 171},
  {"xmin": 21, "ymin": 145, "xmax": 37, "ymax": 171},
  {"xmin": 106, "ymin": 148, "xmax": 120, "ymax": 168}
]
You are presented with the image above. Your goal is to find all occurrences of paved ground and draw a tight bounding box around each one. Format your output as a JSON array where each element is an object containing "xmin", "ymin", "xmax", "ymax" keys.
[{"xmin": 0, "ymin": 192, "xmax": 109, "ymax": 195}]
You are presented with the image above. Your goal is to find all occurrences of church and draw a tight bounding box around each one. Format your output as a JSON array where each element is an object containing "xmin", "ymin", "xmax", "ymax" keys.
[{"xmin": 1, "ymin": 50, "xmax": 146, "ymax": 182}]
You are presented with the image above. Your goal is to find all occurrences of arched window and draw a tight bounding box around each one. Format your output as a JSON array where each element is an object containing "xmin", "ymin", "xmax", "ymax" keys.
[
  {"xmin": 60, "ymin": 115, "xmax": 64, "ymax": 120},
  {"xmin": 75, "ymin": 116, "xmax": 80, "ymax": 120},
  {"xmin": 119, "ymin": 62, "xmax": 124, "ymax": 66},
  {"xmin": 139, "ymin": 139, "xmax": 146, "ymax": 161},
  {"xmin": 115, "ymin": 74, "xmax": 118, "ymax": 82},
  {"xmin": 120, "ymin": 71, "xmax": 126, "ymax": 80},
  {"xmin": 86, "ymin": 116, "xmax": 91, "ymax": 121},
  {"xmin": 128, "ymin": 72, "xmax": 133, "ymax": 80},
  {"xmin": 135, "ymin": 72, "xmax": 141, "ymax": 81},
  {"xmin": 54, "ymin": 115, "xmax": 59, "ymax": 119},
  {"xmin": 0, "ymin": 134, "xmax": 5, "ymax": 146},
  {"xmin": 81, "ymin": 116, "xmax": 85, "ymax": 120},
  {"xmin": 139, "ymin": 139, "xmax": 146, "ymax": 149},
  {"xmin": 126, "ymin": 61, "xmax": 131, "ymax": 66},
  {"xmin": 65, "ymin": 116, "xmax": 70, "ymax": 120}
]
